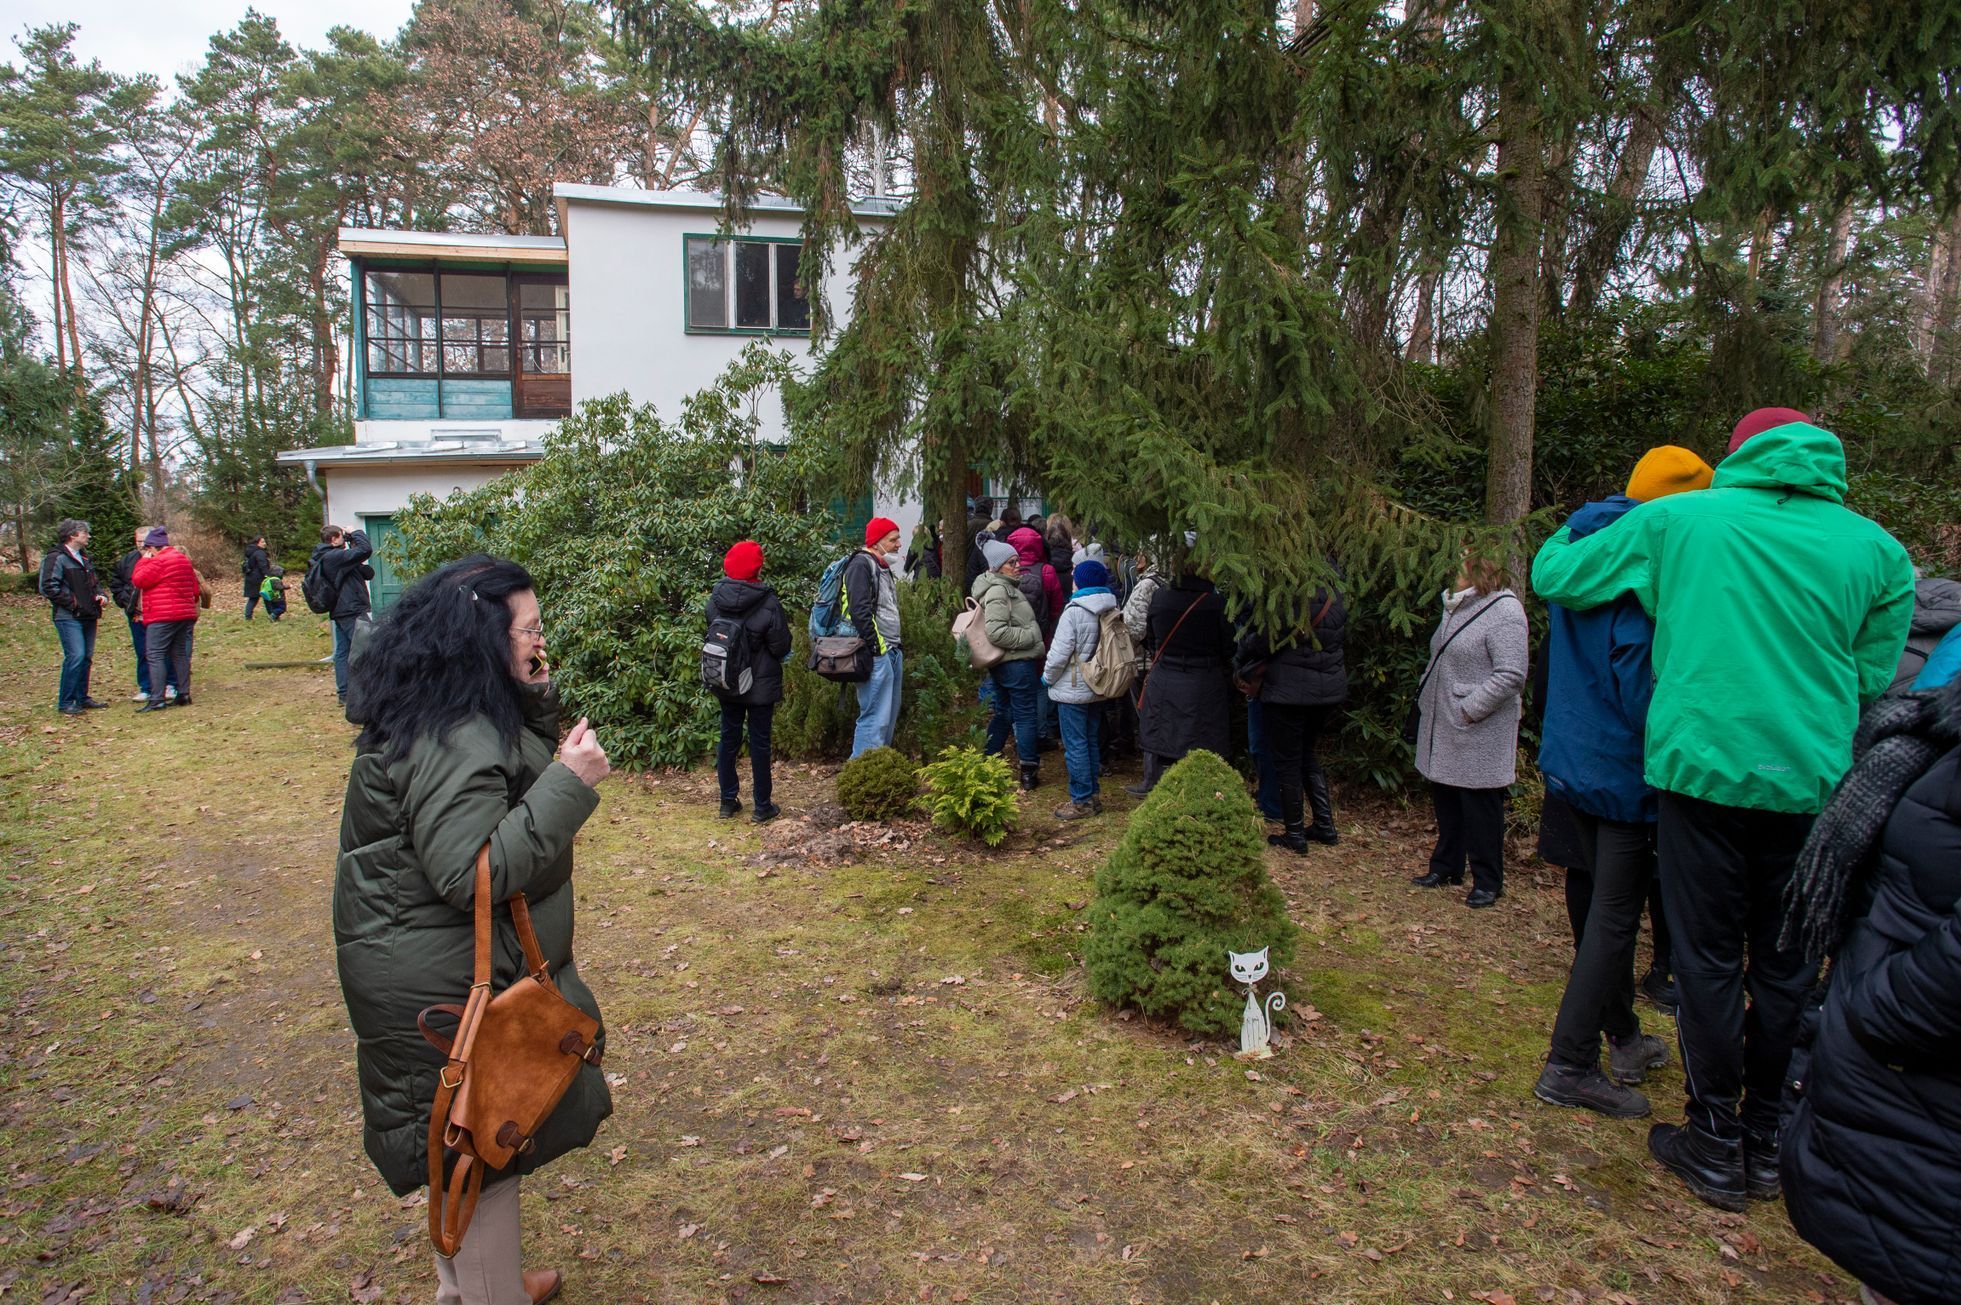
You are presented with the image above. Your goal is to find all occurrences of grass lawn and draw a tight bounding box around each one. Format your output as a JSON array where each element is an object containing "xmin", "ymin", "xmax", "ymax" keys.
[{"xmin": 0, "ymin": 592, "xmax": 1858, "ymax": 1303}]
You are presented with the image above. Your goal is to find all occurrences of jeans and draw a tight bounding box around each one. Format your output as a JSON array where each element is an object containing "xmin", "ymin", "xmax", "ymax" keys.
[
  {"xmin": 1428, "ymin": 782, "xmax": 1505, "ymax": 894},
  {"xmin": 984, "ymin": 658, "xmax": 1041, "ymax": 763},
  {"xmin": 333, "ymin": 616, "xmax": 358, "ymax": 699},
  {"xmin": 144, "ymin": 620, "xmax": 195, "ymax": 700},
  {"xmin": 717, "ymin": 701, "xmax": 775, "ymax": 806},
  {"xmin": 1056, "ymin": 701, "xmax": 1103, "ymax": 802},
  {"xmin": 53, "ymin": 615, "xmax": 97, "ymax": 710},
  {"xmin": 1263, "ymin": 701, "xmax": 1334, "ymax": 831},
  {"xmin": 1245, "ymin": 700, "xmax": 1283, "ymax": 817},
  {"xmin": 850, "ymin": 648, "xmax": 904, "ymax": 758},
  {"xmin": 1656, "ymin": 789, "xmax": 1815, "ymax": 1144},
  {"xmin": 127, "ymin": 614, "xmax": 176, "ymax": 696},
  {"xmin": 1547, "ymin": 811, "xmax": 1654, "ymax": 1067}
]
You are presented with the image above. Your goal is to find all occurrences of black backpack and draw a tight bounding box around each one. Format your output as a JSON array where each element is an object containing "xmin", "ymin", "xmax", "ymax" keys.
[
  {"xmin": 701, "ymin": 614, "xmax": 755, "ymax": 699},
  {"xmin": 301, "ymin": 554, "xmax": 338, "ymax": 614}
]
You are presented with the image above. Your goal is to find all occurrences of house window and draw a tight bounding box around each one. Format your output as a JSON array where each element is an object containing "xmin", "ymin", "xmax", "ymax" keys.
[
  {"xmin": 363, "ymin": 268, "xmax": 571, "ymax": 395},
  {"xmin": 684, "ymin": 235, "xmax": 811, "ymax": 334}
]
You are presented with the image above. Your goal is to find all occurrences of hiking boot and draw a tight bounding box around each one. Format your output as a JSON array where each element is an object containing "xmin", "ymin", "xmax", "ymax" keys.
[
  {"xmin": 1640, "ymin": 968, "xmax": 1678, "ymax": 1015},
  {"xmin": 1268, "ymin": 828, "xmax": 1310, "ymax": 855},
  {"xmin": 751, "ymin": 802, "xmax": 781, "ymax": 825},
  {"xmin": 1743, "ymin": 1129, "xmax": 1781, "ymax": 1201},
  {"xmin": 1648, "ymin": 1123, "xmax": 1747, "ymax": 1212},
  {"xmin": 1465, "ymin": 888, "xmax": 1502, "ymax": 909},
  {"xmin": 1608, "ymin": 1032, "xmax": 1670, "ymax": 1085},
  {"xmin": 1053, "ymin": 800, "xmax": 1097, "ymax": 821},
  {"xmin": 1020, "ymin": 766, "xmax": 1041, "ymax": 792},
  {"xmin": 1410, "ymin": 870, "xmax": 1462, "ymax": 888},
  {"xmin": 718, "ymin": 799, "xmax": 742, "ymax": 818},
  {"xmin": 1533, "ymin": 1062, "xmax": 1651, "ymax": 1119}
]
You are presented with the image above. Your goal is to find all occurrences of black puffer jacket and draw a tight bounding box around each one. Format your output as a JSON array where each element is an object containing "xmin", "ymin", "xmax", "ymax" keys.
[
  {"xmin": 333, "ymin": 684, "xmax": 609, "ymax": 1195},
  {"xmin": 1782, "ymin": 744, "xmax": 1961, "ymax": 1304},
  {"xmin": 242, "ymin": 543, "xmax": 271, "ymax": 598},
  {"xmin": 1238, "ymin": 586, "xmax": 1348, "ymax": 707},
  {"xmin": 314, "ymin": 531, "xmax": 374, "ymax": 620},
  {"xmin": 704, "ymin": 578, "xmax": 793, "ymax": 706},
  {"xmin": 1138, "ymin": 576, "xmax": 1233, "ymax": 760}
]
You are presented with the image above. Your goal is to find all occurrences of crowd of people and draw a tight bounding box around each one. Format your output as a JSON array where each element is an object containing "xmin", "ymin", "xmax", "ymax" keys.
[{"xmin": 25, "ymin": 409, "xmax": 1956, "ymax": 1304}]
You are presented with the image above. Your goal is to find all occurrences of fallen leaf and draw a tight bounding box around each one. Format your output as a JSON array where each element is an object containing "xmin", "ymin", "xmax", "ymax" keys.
[
  {"xmin": 897, "ymin": 1172, "xmax": 929, "ymax": 1182},
  {"xmin": 228, "ymin": 1226, "xmax": 256, "ymax": 1251}
]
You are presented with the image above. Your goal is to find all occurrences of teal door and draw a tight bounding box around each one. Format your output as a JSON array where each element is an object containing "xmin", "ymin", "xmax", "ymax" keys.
[{"xmin": 361, "ymin": 515, "xmax": 406, "ymax": 614}]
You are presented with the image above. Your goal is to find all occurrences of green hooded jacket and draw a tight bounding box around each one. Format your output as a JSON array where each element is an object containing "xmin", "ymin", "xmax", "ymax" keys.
[
  {"xmin": 970, "ymin": 569, "xmax": 1044, "ymax": 662},
  {"xmin": 333, "ymin": 684, "xmax": 610, "ymax": 1195},
  {"xmin": 1531, "ymin": 422, "xmax": 1913, "ymax": 815}
]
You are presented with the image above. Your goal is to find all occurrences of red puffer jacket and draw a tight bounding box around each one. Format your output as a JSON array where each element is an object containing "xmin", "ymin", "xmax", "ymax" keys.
[{"xmin": 131, "ymin": 547, "xmax": 201, "ymax": 624}]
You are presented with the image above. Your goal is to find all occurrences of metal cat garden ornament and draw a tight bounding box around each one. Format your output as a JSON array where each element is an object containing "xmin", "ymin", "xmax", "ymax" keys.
[{"xmin": 1228, "ymin": 947, "xmax": 1286, "ymax": 1060}]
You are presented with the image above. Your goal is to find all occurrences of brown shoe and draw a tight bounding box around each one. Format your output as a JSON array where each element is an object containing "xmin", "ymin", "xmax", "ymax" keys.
[{"xmin": 525, "ymin": 1269, "xmax": 563, "ymax": 1304}]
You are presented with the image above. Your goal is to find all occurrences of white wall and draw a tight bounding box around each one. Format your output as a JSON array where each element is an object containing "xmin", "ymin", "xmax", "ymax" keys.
[
  {"xmin": 353, "ymin": 419, "xmax": 556, "ymax": 446},
  {"xmin": 319, "ymin": 462, "xmax": 531, "ymax": 526},
  {"xmin": 564, "ymin": 198, "xmax": 923, "ymax": 553}
]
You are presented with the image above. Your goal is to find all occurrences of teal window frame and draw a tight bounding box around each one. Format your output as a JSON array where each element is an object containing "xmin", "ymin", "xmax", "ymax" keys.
[{"xmin": 682, "ymin": 232, "xmax": 812, "ymax": 338}]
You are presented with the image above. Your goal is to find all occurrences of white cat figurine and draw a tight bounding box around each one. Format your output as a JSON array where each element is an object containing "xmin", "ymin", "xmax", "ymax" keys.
[{"xmin": 1228, "ymin": 946, "xmax": 1287, "ymax": 1060}]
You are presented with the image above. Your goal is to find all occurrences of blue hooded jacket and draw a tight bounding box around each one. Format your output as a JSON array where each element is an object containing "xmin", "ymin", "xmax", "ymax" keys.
[{"xmin": 1537, "ymin": 496, "xmax": 1657, "ymax": 824}]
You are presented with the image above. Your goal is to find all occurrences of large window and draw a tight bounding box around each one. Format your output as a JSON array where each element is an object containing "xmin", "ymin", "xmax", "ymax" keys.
[
  {"xmin": 363, "ymin": 267, "xmax": 570, "ymax": 379},
  {"xmin": 684, "ymin": 236, "xmax": 810, "ymax": 334}
]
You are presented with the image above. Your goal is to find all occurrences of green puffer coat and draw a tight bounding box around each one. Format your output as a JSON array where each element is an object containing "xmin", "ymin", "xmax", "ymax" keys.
[
  {"xmin": 333, "ymin": 683, "xmax": 610, "ymax": 1196},
  {"xmin": 970, "ymin": 570, "xmax": 1044, "ymax": 662},
  {"xmin": 1531, "ymin": 421, "xmax": 1914, "ymax": 815}
]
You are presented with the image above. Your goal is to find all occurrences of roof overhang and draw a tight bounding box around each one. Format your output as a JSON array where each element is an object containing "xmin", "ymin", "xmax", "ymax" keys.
[
  {"xmin": 552, "ymin": 183, "xmax": 900, "ymax": 234},
  {"xmin": 277, "ymin": 441, "xmax": 547, "ymax": 469},
  {"xmin": 338, "ymin": 228, "xmax": 567, "ymax": 266}
]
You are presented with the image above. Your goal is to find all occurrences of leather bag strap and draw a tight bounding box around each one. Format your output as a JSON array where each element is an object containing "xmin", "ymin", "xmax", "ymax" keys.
[
  {"xmin": 1134, "ymin": 591, "xmax": 1209, "ymax": 711},
  {"xmin": 427, "ymin": 844, "xmax": 496, "ymax": 1256}
]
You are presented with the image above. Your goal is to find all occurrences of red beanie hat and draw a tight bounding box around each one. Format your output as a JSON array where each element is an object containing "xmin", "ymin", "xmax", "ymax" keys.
[
  {"xmin": 864, "ymin": 516, "xmax": 901, "ymax": 548},
  {"xmin": 723, "ymin": 540, "xmax": 764, "ymax": 582},
  {"xmin": 1727, "ymin": 406, "xmax": 1812, "ymax": 455}
]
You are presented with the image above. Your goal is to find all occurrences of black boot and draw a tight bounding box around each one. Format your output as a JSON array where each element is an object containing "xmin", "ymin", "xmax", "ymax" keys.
[
  {"xmin": 1268, "ymin": 826, "xmax": 1310, "ymax": 855},
  {"xmin": 1305, "ymin": 772, "xmax": 1339, "ymax": 844},
  {"xmin": 1743, "ymin": 1129, "xmax": 1781, "ymax": 1201},
  {"xmin": 1020, "ymin": 765, "xmax": 1041, "ymax": 792},
  {"xmin": 1648, "ymin": 1123, "xmax": 1746, "ymax": 1212},
  {"xmin": 1410, "ymin": 870, "xmax": 1462, "ymax": 888}
]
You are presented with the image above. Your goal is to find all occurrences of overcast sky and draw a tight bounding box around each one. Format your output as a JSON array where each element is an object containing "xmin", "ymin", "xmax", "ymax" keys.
[{"xmin": 4, "ymin": 0, "xmax": 418, "ymax": 83}]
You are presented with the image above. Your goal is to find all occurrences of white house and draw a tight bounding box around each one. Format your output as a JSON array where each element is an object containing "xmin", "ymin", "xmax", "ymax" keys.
[{"xmin": 280, "ymin": 184, "xmax": 976, "ymax": 611}]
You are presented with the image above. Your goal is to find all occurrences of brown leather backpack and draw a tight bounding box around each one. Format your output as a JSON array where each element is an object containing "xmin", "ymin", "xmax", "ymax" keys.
[{"xmin": 418, "ymin": 845, "xmax": 601, "ymax": 1255}]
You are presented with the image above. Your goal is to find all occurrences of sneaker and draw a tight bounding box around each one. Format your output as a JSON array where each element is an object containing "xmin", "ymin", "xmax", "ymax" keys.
[
  {"xmin": 1648, "ymin": 1123, "xmax": 1747, "ymax": 1212},
  {"xmin": 1743, "ymin": 1129, "xmax": 1781, "ymax": 1201},
  {"xmin": 1608, "ymin": 1032, "xmax": 1669, "ymax": 1085},
  {"xmin": 165, "ymin": 685, "xmax": 178, "ymax": 700},
  {"xmin": 131, "ymin": 690, "xmax": 150, "ymax": 702},
  {"xmin": 1533, "ymin": 1062, "xmax": 1651, "ymax": 1118},
  {"xmin": 1053, "ymin": 800, "xmax": 1097, "ymax": 821},
  {"xmin": 718, "ymin": 799, "xmax": 742, "ymax": 819},
  {"xmin": 1465, "ymin": 888, "xmax": 1502, "ymax": 909},
  {"xmin": 1640, "ymin": 969, "xmax": 1678, "ymax": 1014},
  {"xmin": 751, "ymin": 802, "xmax": 781, "ymax": 825}
]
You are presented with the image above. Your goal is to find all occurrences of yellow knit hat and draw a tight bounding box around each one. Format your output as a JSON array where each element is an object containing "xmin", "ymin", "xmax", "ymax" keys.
[{"xmin": 1626, "ymin": 445, "xmax": 1714, "ymax": 502}]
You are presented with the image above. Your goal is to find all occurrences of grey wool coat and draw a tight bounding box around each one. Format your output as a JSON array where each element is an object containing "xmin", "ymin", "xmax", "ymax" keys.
[{"xmin": 1414, "ymin": 589, "xmax": 1530, "ymax": 790}]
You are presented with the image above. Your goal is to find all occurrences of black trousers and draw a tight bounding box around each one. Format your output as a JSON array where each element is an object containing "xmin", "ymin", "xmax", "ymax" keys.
[
  {"xmin": 1548, "ymin": 811, "xmax": 1652, "ymax": 1066},
  {"xmin": 1265, "ymin": 702, "xmax": 1335, "ymax": 830},
  {"xmin": 1656, "ymin": 789, "xmax": 1816, "ymax": 1144},
  {"xmin": 1428, "ymin": 782, "xmax": 1505, "ymax": 893},
  {"xmin": 1563, "ymin": 849, "xmax": 1672, "ymax": 977},
  {"xmin": 717, "ymin": 701, "xmax": 775, "ymax": 806}
]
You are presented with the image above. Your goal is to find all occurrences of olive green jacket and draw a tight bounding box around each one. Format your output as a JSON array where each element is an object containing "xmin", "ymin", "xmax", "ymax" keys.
[
  {"xmin": 970, "ymin": 570, "xmax": 1044, "ymax": 663},
  {"xmin": 333, "ymin": 684, "xmax": 609, "ymax": 1195}
]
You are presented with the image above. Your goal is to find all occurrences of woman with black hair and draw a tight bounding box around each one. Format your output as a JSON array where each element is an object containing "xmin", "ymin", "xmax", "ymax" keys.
[
  {"xmin": 334, "ymin": 555, "xmax": 612, "ymax": 1305},
  {"xmin": 1780, "ymin": 679, "xmax": 1961, "ymax": 1305}
]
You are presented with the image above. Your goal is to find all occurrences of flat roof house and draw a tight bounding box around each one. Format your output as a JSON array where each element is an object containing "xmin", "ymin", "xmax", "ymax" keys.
[{"xmin": 280, "ymin": 185, "xmax": 912, "ymax": 611}]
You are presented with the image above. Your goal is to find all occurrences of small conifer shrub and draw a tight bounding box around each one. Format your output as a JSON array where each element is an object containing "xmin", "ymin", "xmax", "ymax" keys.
[
  {"xmin": 1084, "ymin": 750, "xmax": 1300, "ymax": 1036},
  {"xmin": 836, "ymin": 746, "xmax": 919, "ymax": 822},
  {"xmin": 918, "ymin": 746, "xmax": 1018, "ymax": 846}
]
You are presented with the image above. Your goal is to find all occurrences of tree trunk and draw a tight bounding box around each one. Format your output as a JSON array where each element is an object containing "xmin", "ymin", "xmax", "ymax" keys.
[
  {"xmin": 1811, "ymin": 201, "xmax": 1854, "ymax": 363},
  {"xmin": 1405, "ymin": 266, "xmax": 1438, "ymax": 363},
  {"xmin": 1566, "ymin": 105, "xmax": 1661, "ymax": 317},
  {"xmin": 1927, "ymin": 209, "xmax": 1961, "ymax": 386},
  {"xmin": 1537, "ymin": 134, "xmax": 1575, "ymax": 322},
  {"xmin": 1484, "ymin": 77, "xmax": 1545, "ymax": 533},
  {"xmin": 48, "ymin": 192, "xmax": 67, "ymax": 376}
]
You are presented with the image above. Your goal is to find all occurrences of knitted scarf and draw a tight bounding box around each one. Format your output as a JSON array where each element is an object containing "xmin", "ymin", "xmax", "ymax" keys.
[{"xmin": 1782, "ymin": 679, "xmax": 1961, "ymax": 968}]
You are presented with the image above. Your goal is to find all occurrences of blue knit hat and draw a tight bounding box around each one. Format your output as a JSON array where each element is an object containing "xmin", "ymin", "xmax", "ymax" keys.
[{"xmin": 1073, "ymin": 559, "xmax": 1110, "ymax": 589}]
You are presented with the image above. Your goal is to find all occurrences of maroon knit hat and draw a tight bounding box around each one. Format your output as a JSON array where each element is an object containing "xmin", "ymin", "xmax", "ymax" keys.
[{"xmin": 1727, "ymin": 407, "xmax": 1812, "ymax": 455}]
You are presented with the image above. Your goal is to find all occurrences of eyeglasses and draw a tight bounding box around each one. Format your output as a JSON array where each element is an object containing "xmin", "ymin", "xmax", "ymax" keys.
[{"xmin": 513, "ymin": 624, "xmax": 546, "ymax": 640}]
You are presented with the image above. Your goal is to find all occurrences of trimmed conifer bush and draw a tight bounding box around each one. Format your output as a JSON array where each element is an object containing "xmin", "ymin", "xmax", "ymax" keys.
[
  {"xmin": 1084, "ymin": 750, "xmax": 1300, "ymax": 1036},
  {"xmin": 836, "ymin": 746, "xmax": 919, "ymax": 822},
  {"xmin": 918, "ymin": 745, "xmax": 1017, "ymax": 846}
]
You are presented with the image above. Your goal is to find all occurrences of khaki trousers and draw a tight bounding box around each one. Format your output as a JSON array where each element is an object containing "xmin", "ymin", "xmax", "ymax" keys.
[{"xmin": 433, "ymin": 1176, "xmax": 528, "ymax": 1305}]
